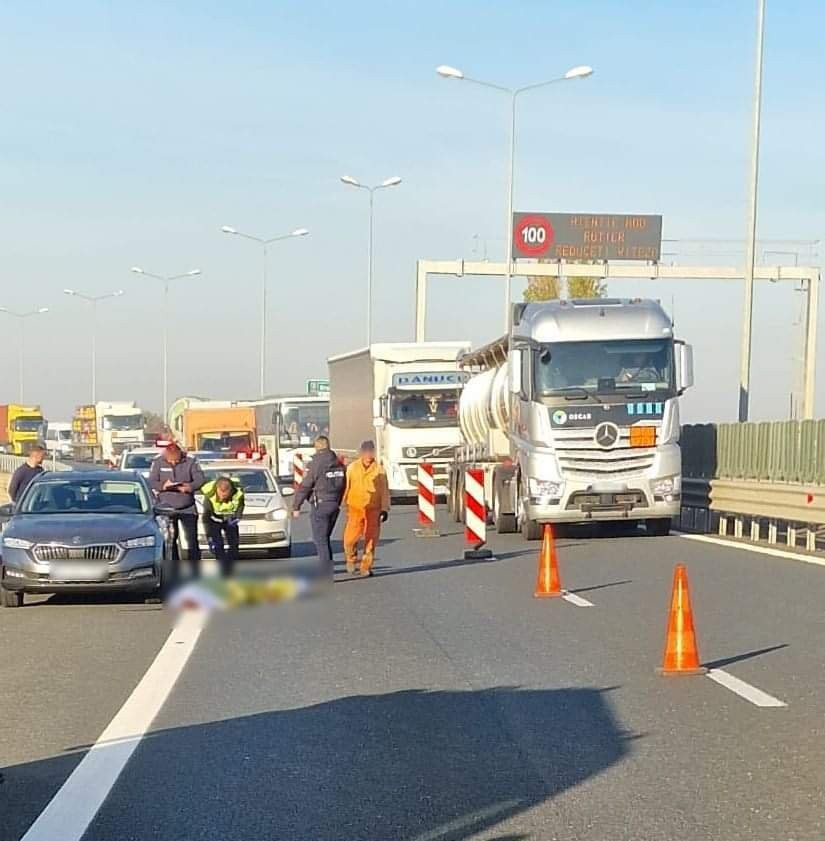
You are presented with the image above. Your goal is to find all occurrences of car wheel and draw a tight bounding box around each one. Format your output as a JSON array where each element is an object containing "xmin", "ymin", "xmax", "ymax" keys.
[
  {"xmin": 1, "ymin": 587, "xmax": 23, "ymax": 608},
  {"xmin": 645, "ymin": 518, "xmax": 671, "ymax": 537}
]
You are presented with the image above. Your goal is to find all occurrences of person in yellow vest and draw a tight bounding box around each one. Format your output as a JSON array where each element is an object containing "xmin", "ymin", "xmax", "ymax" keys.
[
  {"xmin": 342, "ymin": 440, "xmax": 390, "ymax": 577},
  {"xmin": 201, "ymin": 476, "xmax": 245, "ymax": 577}
]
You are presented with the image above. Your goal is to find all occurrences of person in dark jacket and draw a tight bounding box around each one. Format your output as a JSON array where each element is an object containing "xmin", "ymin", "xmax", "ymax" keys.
[
  {"xmin": 8, "ymin": 445, "xmax": 47, "ymax": 503},
  {"xmin": 201, "ymin": 476, "xmax": 245, "ymax": 578},
  {"xmin": 292, "ymin": 436, "xmax": 346, "ymax": 579},
  {"xmin": 149, "ymin": 442, "xmax": 205, "ymax": 579}
]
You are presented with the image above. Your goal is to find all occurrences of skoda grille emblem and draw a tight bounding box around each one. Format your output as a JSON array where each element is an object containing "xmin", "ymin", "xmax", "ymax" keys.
[{"xmin": 594, "ymin": 422, "xmax": 619, "ymax": 449}]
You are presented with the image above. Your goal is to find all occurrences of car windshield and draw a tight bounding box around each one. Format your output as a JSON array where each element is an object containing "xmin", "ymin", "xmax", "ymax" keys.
[
  {"xmin": 279, "ymin": 404, "xmax": 330, "ymax": 445},
  {"xmin": 197, "ymin": 432, "xmax": 253, "ymax": 453},
  {"xmin": 58, "ymin": 429, "xmax": 72, "ymax": 440},
  {"xmin": 103, "ymin": 414, "xmax": 144, "ymax": 431},
  {"xmin": 19, "ymin": 479, "xmax": 150, "ymax": 514},
  {"xmin": 13, "ymin": 418, "xmax": 44, "ymax": 432},
  {"xmin": 122, "ymin": 452, "xmax": 156, "ymax": 470},
  {"xmin": 202, "ymin": 468, "xmax": 277, "ymax": 494},
  {"xmin": 388, "ymin": 391, "xmax": 460, "ymax": 428},
  {"xmin": 533, "ymin": 339, "xmax": 674, "ymax": 397}
]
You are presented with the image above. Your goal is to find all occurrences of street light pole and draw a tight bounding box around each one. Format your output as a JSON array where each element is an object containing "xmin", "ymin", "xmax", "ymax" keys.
[
  {"xmin": 64, "ymin": 288, "xmax": 125, "ymax": 403},
  {"xmin": 738, "ymin": 0, "xmax": 767, "ymax": 423},
  {"xmin": 0, "ymin": 307, "xmax": 50, "ymax": 402},
  {"xmin": 130, "ymin": 268, "xmax": 201, "ymax": 418},
  {"xmin": 340, "ymin": 176, "xmax": 402, "ymax": 345},
  {"xmin": 221, "ymin": 226, "xmax": 309, "ymax": 396},
  {"xmin": 436, "ymin": 64, "xmax": 594, "ymax": 332}
]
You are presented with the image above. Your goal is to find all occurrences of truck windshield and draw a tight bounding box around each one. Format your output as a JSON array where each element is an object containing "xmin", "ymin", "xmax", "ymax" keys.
[
  {"xmin": 533, "ymin": 339, "xmax": 674, "ymax": 396},
  {"xmin": 13, "ymin": 418, "xmax": 44, "ymax": 432},
  {"xmin": 279, "ymin": 404, "xmax": 330, "ymax": 445},
  {"xmin": 197, "ymin": 432, "xmax": 253, "ymax": 453},
  {"xmin": 103, "ymin": 415, "xmax": 144, "ymax": 431},
  {"xmin": 388, "ymin": 391, "xmax": 460, "ymax": 428}
]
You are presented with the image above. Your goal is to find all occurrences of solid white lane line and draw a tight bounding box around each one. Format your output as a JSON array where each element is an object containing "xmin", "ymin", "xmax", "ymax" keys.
[
  {"xmin": 22, "ymin": 609, "xmax": 207, "ymax": 841},
  {"xmin": 706, "ymin": 668, "xmax": 787, "ymax": 708},
  {"xmin": 561, "ymin": 590, "xmax": 594, "ymax": 608},
  {"xmin": 678, "ymin": 532, "xmax": 825, "ymax": 568}
]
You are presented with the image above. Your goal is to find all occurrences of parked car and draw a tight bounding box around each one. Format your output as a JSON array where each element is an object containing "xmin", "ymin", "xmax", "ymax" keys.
[
  {"xmin": 0, "ymin": 471, "xmax": 171, "ymax": 607},
  {"xmin": 196, "ymin": 460, "xmax": 293, "ymax": 558}
]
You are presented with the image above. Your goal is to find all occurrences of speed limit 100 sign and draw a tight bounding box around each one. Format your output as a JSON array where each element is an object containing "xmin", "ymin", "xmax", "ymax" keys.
[{"xmin": 514, "ymin": 214, "xmax": 554, "ymax": 257}]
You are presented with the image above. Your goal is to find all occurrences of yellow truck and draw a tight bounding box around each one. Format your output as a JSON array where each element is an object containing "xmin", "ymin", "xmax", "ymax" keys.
[{"xmin": 0, "ymin": 404, "xmax": 46, "ymax": 455}]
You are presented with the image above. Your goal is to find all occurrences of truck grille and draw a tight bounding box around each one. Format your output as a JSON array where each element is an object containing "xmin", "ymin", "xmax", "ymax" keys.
[
  {"xmin": 34, "ymin": 544, "xmax": 120, "ymax": 562},
  {"xmin": 554, "ymin": 429, "xmax": 656, "ymax": 480}
]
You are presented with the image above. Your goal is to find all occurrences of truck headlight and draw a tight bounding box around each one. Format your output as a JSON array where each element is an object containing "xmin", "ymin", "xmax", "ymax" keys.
[
  {"xmin": 652, "ymin": 476, "xmax": 681, "ymax": 496},
  {"xmin": 2, "ymin": 537, "xmax": 33, "ymax": 550},
  {"xmin": 529, "ymin": 479, "xmax": 564, "ymax": 498},
  {"xmin": 120, "ymin": 535, "xmax": 156, "ymax": 549},
  {"xmin": 266, "ymin": 509, "xmax": 288, "ymax": 522}
]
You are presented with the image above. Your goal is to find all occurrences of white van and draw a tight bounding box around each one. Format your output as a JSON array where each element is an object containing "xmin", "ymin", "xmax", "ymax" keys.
[{"xmin": 45, "ymin": 422, "xmax": 73, "ymax": 459}]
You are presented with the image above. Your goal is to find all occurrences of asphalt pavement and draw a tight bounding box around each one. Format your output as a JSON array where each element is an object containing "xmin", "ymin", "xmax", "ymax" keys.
[{"xmin": 2, "ymin": 509, "xmax": 824, "ymax": 840}]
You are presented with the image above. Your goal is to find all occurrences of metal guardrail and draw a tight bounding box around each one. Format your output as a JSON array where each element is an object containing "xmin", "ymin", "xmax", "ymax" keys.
[{"xmin": 0, "ymin": 454, "xmax": 72, "ymax": 474}]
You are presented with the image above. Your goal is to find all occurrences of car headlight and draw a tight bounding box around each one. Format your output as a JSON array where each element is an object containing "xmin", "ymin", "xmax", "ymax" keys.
[
  {"xmin": 2, "ymin": 536, "xmax": 33, "ymax": 550},
  {"xmin": 529, "ymin": 478, "xmax": 564, "ymax": 498},
  {"xmin": 266, "ymin": 509, "xmax": 288, "ymax": 522},
  {"xmin": 652, "ymin": 476, "xmax": 681, "ymax": 496},
  {"xmin": 120, "ymin": 535, "xmax": 156, "ymax": 549}
]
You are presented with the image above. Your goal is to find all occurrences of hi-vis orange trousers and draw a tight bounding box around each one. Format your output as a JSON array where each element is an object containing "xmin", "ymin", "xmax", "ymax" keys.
[{"xmin": 343, "ymin": 507, "xmax": 382, "ymax": 572}]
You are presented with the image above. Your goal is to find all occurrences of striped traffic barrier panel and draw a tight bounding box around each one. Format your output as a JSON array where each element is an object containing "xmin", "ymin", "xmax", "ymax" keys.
[
  {"xmin": 293, "ymin": 453, "xmax": 305, "ymax": 486},
  {"xmin": 464, "ymin": 468, "xmax": 493, "ymax": 560},
  {"xmin": 414, "ymin": 462, "xmax": 440, "ymax": 538}
]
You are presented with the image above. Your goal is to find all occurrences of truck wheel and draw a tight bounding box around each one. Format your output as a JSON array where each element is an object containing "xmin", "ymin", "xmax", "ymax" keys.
[
  {"xmin": 1, "ymin": 587, "xmax": 23, "ymax": 608},
  {"xmin": 521, "ymin": 515, "xmax": 542, "ymax": 541},
  {"xmin": 645, "ymin": 518, "xmax": 671, "ymax": 537}
]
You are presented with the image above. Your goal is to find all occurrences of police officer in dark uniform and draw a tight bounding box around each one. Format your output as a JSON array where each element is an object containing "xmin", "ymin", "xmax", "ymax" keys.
[{"xmin": 291, "ymin": 435, "xmax": 346, "ymax": 579}]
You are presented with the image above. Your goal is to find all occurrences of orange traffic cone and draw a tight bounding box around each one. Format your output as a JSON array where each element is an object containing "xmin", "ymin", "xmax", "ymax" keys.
[
  {"xmin": 657, "ymin": 564, "xmax": 707, "ymax": 676},
  {"xmin": 534, "ymin": 524, "xmax": 563, "ymax": 598}
]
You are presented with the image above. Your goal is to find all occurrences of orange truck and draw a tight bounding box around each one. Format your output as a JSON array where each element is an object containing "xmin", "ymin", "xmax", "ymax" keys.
[{"xmin": 182, "ymin": 406, "xmax": 259, "ymax": 456}]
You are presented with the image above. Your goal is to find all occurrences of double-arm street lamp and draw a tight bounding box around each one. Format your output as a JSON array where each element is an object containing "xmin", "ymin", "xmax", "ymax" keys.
[
  {"xmin": 436, "ymin": 63, "xmax": 594, "ymax": 331},
  {"xmin": 221, "ymin": 225, "xmax": 309, "ymax": 396}
]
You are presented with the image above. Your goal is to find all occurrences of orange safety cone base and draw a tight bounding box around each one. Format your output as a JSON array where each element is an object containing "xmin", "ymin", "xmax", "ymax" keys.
[
  {"xmin": 533, "ymin": 590, "xmax": 563, "ymax": 600},
  {"xmin": 655, "ymin": 665, "xmax": 708, "ymax": 677}
]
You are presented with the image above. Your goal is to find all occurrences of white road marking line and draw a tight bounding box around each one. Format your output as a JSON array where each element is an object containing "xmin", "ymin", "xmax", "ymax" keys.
[
  {"xmin": 678, "ymin": 532, "xmax": 825, "ymax": 568},
  {"xmin": 706, "ymin": 668, "xmax": 787, "ymax": 708},
  {"xmin": 22, "ymin": 609, "xmax": 207, "ymax": 841},
  {"xmin": 561, "ymin": 590, "xmax": 594, "ymax": 608}
]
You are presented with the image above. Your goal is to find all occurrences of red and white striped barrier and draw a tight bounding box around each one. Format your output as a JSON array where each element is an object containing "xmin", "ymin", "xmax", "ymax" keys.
[
  {"xmin": 464, "ymin": 468, "xmax": 493, "ymax": 559},
  {"xmin": 293, "ymin": 453, "xmax": 305, "ymax": 486},
  {"xmin": 418, "ymin": 463, "xmax": 436, "ymax": 527}
]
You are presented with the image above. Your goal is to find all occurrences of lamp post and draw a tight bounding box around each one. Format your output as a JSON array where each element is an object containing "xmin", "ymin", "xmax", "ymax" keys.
[
  {"xmin": 738, "ymin": 0, "xmax": 767, "ymax": 423},
  {"xmin": 221, "ymin": 226, "xmax": 309, "ymax": 396},
  {"xmin": 130, "ymin": 267, "xmax": 201, "ymax": 418},
  {"xmin": 63, "ymin": 289, "xmax": 124, "ymax": 403},
  {"xmin": 436, "ymin": 63, "xmax": 593, "ymax": 332},
  {"xmin": 339, "ymin": 175, "xmax": 402, "ymax": 345},
  {"xmin": 0, "ymin": 306, "xmax": 49, "ymax": 402}
]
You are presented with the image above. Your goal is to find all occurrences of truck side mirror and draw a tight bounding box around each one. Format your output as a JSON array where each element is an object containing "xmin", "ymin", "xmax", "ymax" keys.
[
  {"xmin": 509, "ymin": 349, "xmax": 523, "ymax": 394},
  {"xmin": 372, "ymin": 397, "xmax": 384, "ymax": 420},
  {"xmin": 674, "ymin": 342, "xmax": 694, "ymax": 393}
]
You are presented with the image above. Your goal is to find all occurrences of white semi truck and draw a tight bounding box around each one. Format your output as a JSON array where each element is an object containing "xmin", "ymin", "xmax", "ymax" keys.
[
  {"xmin": 328, "ymin": 342, "xmax": 471, "ymax": 498},
  {"xmin": 448, "ymin": 298, "xmax": 694, "ymax": 538}
]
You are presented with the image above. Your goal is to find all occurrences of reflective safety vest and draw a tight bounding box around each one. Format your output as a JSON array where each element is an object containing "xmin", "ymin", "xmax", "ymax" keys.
[{"xmin": 201, "ymin": 479, "xmax": 244, "ymax": 515}]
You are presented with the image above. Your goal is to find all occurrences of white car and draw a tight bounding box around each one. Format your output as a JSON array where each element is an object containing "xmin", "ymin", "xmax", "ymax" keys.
[
  {"xmin": 196, "ymin": 460, "xmax": 293, "ymax": 558},
  {"xmin": 119, "ymin": 447, "xmax": 163, "ymax": 478}
]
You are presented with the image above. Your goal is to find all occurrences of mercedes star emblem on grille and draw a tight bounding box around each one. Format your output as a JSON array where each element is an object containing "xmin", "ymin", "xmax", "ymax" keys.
[{"xmin": 594, "ymin": 422, "xmax": 620, "ymax": 449}]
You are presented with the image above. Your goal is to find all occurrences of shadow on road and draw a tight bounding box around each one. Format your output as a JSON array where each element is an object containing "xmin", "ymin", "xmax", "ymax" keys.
[
  {"xmin": 5, "ymin": 686, "xmax": 635, "ymax": 841},
  {"xmin": 703, "ymin": 643, "xmax": 789, "ymax": 671}
]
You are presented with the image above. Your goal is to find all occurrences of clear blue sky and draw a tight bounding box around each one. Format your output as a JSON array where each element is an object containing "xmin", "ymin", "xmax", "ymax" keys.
[{"xmin": 1, "ymin": 0, "xmax": 823, "ymax": 422}]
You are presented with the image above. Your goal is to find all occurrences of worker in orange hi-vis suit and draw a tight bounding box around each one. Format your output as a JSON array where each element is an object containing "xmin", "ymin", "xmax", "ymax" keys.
[{"xmin": 342, "ymin": 440, "xmax": 390, "ymax": 577}]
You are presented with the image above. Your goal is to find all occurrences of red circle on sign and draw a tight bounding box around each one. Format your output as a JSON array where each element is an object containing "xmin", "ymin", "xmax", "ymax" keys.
[{"xmin": 514, "ymin": 214, "xmax": 554, "ymax": 257}]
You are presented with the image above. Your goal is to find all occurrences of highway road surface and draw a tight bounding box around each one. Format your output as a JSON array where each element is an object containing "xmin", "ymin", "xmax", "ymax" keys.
[{"xmin": 3, "ymin": 509, "xmax": 824, "ymax": 840}]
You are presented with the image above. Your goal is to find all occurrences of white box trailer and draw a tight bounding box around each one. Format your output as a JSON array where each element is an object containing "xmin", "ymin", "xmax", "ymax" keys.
[{"xmin": 328, "ymin": 342, "xmax": 471, "ymax": 499}]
